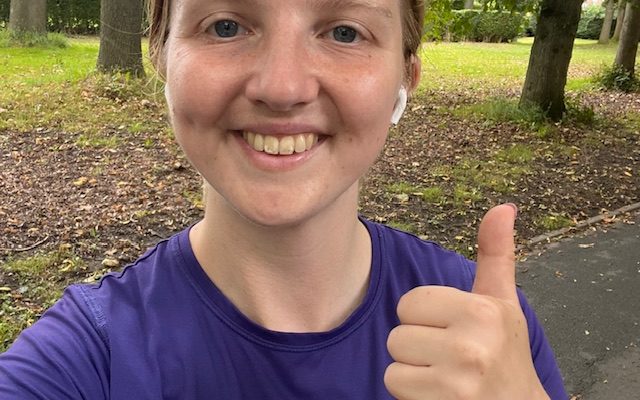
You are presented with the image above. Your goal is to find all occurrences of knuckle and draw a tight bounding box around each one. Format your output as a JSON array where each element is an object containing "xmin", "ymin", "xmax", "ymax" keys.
[
  {"xmin": 383, "ymin": 362, "xmax": 403, "ymax": 397},
  {"xmin": 468, "ymin": 295, "xmax": 502, "ymax": 323},
  {"xmin": 386, "ymin": 326, "xmax": 402, "ymax": 355},
  {"xmin": 396, "ymin": 288, "xmax": 422, "ymax": 320},
  {"xmin": 450, "ymin": 383, "xmax": 478, "ymax": 400},
  {"xmin": 454, "ymin": 340, "xmax": 492, "ymax": 374},
  {"xmin": 397, "ymin": 286, "xmax": 439, "ymax": 322},
  {"xmin": 386, "ymin": 325, "xmax": 413, "ymax": 361}
]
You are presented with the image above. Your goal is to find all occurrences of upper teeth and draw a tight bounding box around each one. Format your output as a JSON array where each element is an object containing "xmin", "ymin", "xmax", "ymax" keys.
[{"xmin": 243, "ymin": 132, "xmax": 318, "ymax": 155}]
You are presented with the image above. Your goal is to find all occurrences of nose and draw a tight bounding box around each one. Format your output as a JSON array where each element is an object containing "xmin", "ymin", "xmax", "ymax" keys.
[{"xmin": 244, "ymin": 35, "xmax": 319, "ymax": 112}]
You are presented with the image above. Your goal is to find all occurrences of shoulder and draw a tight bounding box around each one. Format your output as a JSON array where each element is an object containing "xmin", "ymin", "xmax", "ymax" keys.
[
  {"xmin": 86, "ymin": 228, "xmax": 191, "ymax": 301},
  {"xmin": 362, "ymin": 217, "xmax": 475, "ymax": 291},
  {"xmin": 69, "ymin": 228, "xmax": 201, "ymax": 338},
  {"xmin": 0, "ymin": 230, "xmax": 193, "ymax": 399}
]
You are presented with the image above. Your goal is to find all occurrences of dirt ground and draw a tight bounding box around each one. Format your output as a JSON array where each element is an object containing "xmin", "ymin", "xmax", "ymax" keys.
[{"xmin": 1, "ymin": 88, "xmax": 639, "ymax": 279}]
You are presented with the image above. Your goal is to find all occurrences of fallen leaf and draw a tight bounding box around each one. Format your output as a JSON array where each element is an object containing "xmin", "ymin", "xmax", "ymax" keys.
[
  {"xmin": 394, "ymin": 193, "xmax": 409, "ymax": 203},
  {"xmin": 73, "ymin": 176, "xmax": 89, "ymax": 186},
  {"xmin": 101, "ymin": 258, "xmax": 120, "ymax": 268}
]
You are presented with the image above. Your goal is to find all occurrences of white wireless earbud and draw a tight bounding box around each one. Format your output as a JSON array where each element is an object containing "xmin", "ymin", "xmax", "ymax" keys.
[{"xmin": 390, "ymin": 86, "xmax": 408, "ymax": 125}]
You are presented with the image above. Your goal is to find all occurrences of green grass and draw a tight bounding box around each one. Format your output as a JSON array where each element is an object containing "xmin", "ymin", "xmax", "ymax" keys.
[
  {"xmin": 419, "ymin": 38, "xmax": 619, "ymax": 92},
  {"xmin": 421, "ymin": 186, "xmax": 445, "ymax": 204},
  {"xmin": 447, "ymin": 147, "xmax": 533, "ymax": 195},
  {"xmin": 0, "ymin": 249, "xmax": 87, "ymax": 351},
  {"xmin": 453, "ymin": 184, "xmax": 482, "ymax": 205},
  {"xmin": 536, "ymin": 213, "xmax": 574, "ymax": 231},
  {"xmin": 4, "ymin": 251, "xmax": 70, "ymax": 275},
  {"xmin": 0, "ymin": 300, "xmax": 40, "ymax": 352},
  {"xmin": 454, "ymin": 95, "xmax": 598, "ymax": 135},
  {"xmin": 0, "ymin": 36, "xmax": 98, "ymax": 85},
  {"xmin": 387, "ymin": 220, "xmax": 417, "ymax": 233},
  {"xmin": 386, "ymin": 181, "xmax": 422, "ymax": 194},
  {"xmin": 454, "ymin": 97, "xmax": 547, "ymax": 126},
  {"xmin": 495, "ymin": 144, "xmax": 535, "ymax": 164},
  {"xmin": 0, "ymin": 35, "xmax": 167, "ymax": 140}
]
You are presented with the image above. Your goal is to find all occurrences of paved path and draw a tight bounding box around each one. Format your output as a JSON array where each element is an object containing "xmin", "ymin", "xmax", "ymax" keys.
[{"xmin": 518, "ymin": 213, "xmax": 640, "ymax": 399}]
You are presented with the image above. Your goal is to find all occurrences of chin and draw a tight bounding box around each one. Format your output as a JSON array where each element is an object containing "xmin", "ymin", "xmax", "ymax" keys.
[
  {"xmin": 207, "ymin": 177, "xmax": 359, "ymax": 230},
  {"xmin": 236, "ymin": 205, "xmax": 314, "ymax": 230}
]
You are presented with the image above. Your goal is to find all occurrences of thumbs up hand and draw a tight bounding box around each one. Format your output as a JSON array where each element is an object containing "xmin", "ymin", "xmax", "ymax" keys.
[{"xmin": 384, "ymin": 204, "xmax": 550, "ymax": 400}]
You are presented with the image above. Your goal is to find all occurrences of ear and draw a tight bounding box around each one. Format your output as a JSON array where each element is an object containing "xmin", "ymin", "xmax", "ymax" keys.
[{"xmin": 407, "ymin": 54, "xmax": 421, "ymax": 94}]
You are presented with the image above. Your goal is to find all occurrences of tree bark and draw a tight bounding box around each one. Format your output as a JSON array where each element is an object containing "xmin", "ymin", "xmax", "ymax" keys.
[
  {"xmin": 520, "ymin": 0, "xmax": 583, "ymax": 121},
  {"xmin": 464, "ymin": 0, "xmax": 474, "ymax": 9},
  {"xmin": 599, "ymin": 0, "xmax": 616, "ymax": 44},
  {"xmin": 97, "ymin": 0, "xmax": 145, "ymax": 77},
  {"xmin": 612, "ymin": 0, "xmax": 626, "ymax": 41},
  {"xmin": 9, "ymin": 0, "xmax": 47, "ymax": 34},
  {"xmin": 614, "ymin": 0, "xmax": 640, "ymax": 75}
]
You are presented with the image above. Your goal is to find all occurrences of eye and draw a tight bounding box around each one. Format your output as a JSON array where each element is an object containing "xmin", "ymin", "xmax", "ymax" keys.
[
  {"xmin": 331, "ymin": 25, "xmax": 359, "ymax": 43},
  {"xmin": 207, "ymin": 19, "xmax": 248, "ymax": 38}
]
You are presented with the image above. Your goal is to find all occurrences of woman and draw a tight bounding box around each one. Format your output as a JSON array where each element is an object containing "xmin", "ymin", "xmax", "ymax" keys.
[{"xmin": 0, "ymin": 0, "xmax": 567, "ymax": 398}]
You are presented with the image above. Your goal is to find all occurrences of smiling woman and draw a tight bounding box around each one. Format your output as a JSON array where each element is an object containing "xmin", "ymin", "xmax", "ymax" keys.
[{"xmin": 0, "ymin": 1, "xmax": 568, "ymax": 399}]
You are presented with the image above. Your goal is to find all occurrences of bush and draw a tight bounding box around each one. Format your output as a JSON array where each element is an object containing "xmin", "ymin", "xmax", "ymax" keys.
[
  {"xmin": 576, "ymin": 5, "xmax": 605, "ymax": 40},
  {"xmin": 474, "ymin": 11, "xmax": 524, "ymax": 42},
  {"xmin": 594, "ymin": 64, "xmax": 639, "ymax": 92},
  {"xmin": 0, "ymin": 0, "xmax": 100, "ymax": 34},
  {"xmin": 48, "ymin": 0, "xmax": 101, "ymax": 35},
  {"xmin": 452, "ymin": 0, "xmax": 465, "ymax": 9},
  {"xmin": 0, "ymin": 29, "xmax": 68, "ymax": 48},
  {"xmin": 565, "ymin": 100, "xmax": 596, "ymax": 126},
  {"xmin": 445, "ymin": 10, "xmax": 525, "ymax": 43},
  {"xmin": 524, "ymin": 13, "xmax": 537, "ymax": 37}
]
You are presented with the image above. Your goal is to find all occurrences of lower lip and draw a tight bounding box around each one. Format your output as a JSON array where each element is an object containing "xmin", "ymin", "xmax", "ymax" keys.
[{"xmin": 234, "ymin": 132, "xmax": 323, "ymax": 172}]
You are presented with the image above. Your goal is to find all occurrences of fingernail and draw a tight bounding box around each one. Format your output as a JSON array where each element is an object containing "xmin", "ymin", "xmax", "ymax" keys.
[{"xmin": 505, "ymin": 203, "xmax": 518, "ymax": 218}]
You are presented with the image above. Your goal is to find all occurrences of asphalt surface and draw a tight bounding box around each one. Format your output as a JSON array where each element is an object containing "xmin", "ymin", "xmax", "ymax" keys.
[{"xmin": 517, "ymin": 212, "xmax": 640, "ymax": 399}]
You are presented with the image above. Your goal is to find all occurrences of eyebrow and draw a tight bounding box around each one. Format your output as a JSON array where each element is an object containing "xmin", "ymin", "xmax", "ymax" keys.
[{"xmin": 308, "ymin": 0, "xmax": 393, "ymax": 18}]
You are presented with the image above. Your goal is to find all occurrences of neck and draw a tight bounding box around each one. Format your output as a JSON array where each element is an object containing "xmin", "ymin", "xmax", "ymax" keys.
[{"xmin": 190, "ymin": 183, "xmax": 372, "ymax": 333}]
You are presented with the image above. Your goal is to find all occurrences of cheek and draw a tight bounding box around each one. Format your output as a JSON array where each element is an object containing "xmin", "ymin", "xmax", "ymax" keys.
[
  {"xmin": 336, "ymin": 55, "xmax": 401, "ymax": 122},
  {"xmin": 165, "ymin": 50, "xmax": 238, "ymax": 130},
  {"xmin": 337, "ymin": 71, "xmax": 397, "ymax": 140}
]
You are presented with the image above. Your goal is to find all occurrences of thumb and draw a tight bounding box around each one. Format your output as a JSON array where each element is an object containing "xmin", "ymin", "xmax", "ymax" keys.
[{"xmin": 472, "ymin": 203, "xmax": 518, "ymax": 302}]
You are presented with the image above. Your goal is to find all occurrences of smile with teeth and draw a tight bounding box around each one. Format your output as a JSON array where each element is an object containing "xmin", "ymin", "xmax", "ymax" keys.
[{"xmin": 242, "ymin": 132, "xmax": 319, "ymax": 155}]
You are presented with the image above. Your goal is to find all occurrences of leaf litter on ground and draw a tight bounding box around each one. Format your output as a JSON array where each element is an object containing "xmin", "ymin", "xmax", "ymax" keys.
[{"xmin": 0, "ymin": 75, "xmax": 639, "ymax": 351}]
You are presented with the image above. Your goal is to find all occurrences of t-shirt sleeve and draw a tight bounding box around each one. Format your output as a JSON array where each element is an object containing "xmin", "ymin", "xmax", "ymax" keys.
[
  {"xmin": 0, "ymin": 285, "xmax": 109, "ymax": 400},
  {"xmin": 517, "ymin": 289, "xmax": 568, "ymax": 400}
]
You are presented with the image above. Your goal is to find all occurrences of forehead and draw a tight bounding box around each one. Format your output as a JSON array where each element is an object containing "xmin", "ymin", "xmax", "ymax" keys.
[{"xmin": 172, "ymin": 0, "xmax": 397, "ymax": 17}]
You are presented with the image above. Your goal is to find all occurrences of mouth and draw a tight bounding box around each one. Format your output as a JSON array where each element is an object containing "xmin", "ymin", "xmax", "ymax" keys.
[{"xmin": 241, "ymin": 131, "xmax": 320, "ymax": 155}]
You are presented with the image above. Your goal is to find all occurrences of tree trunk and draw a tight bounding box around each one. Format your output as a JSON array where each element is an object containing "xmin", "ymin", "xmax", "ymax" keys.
[
  {"xmin": 464, "ymin": 0, "xmax": 474, "ymax": 9},
  {"xmin": 599, "ymin": 0, "xmax": 616, "ymax": 44},
  {"xmin": 97, "ymin": 0, "xmax": 145, "ymax": 77},
  {"xmin": 9, "ymin": 0, "xmax": 47, "ymax": 34},
  {"xmin": 520, "ymin": 0, "xmax": 583, "ymax": 121},
  {"xmin": 614, "ymin": 0, "xmax": 640, "ymax": 75},
  {"xmin": 612, "ymin": 0, "xmax": 626, "ymax": 41}
]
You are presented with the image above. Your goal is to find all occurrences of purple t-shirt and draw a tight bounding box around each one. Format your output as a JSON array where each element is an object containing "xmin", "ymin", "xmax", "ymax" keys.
[{"xmin": 0, "ymin": 219, "xmax": 568, "ymax": 399}]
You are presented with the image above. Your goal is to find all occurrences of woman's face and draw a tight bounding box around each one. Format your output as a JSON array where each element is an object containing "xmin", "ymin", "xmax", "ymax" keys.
[{"xmin": 165, "ymin": 0, "xmax": 406, "ymax": 227}]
